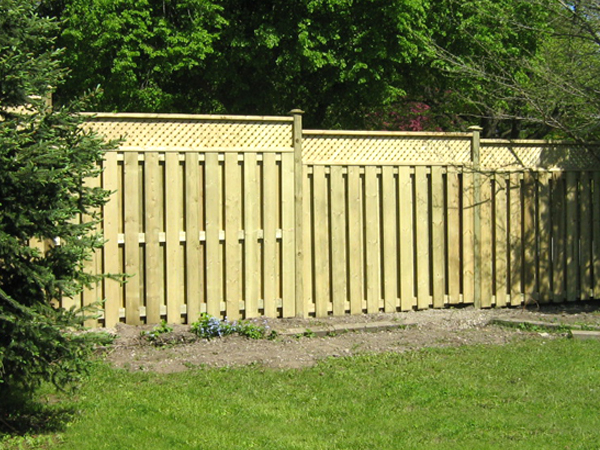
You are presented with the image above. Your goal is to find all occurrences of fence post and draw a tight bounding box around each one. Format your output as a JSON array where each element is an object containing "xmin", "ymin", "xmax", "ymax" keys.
[
  {"xmin": 290, "ymin": 109, "xmax": 306, "ymax": 317},
  {"xmin": 469, "ymin": 125, "xmax": 483, "ymax": 308}
]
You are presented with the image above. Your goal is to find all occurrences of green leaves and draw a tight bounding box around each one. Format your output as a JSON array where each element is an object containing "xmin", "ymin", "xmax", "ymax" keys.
[{"xmin": 0, "ymin": 0, "xmax": 115, "ymax": 399}]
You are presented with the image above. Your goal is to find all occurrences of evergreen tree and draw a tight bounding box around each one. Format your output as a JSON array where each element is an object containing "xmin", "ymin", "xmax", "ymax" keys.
[{"xmin": 0, "ymin": 0, "xmax": 113, "ymax": 399}]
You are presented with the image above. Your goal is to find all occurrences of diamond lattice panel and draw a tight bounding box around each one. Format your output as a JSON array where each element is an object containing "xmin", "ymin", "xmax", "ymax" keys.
[
  {"xmin": 85, "ymin": 117, "xmax": 293, "ymax": 149},
  {"xmin": 481, "ymin": 143, "xmax": 600, "ymax": 170},
  {"xmin": 303, "ymin": 134, "xmax": 472, "ymax": 164}
]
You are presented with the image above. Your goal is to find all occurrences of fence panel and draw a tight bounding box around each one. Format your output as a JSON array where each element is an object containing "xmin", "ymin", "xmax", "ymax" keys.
[{"xmin": 74, "ymin": 114, "xmax": 600, "ymax": 325}]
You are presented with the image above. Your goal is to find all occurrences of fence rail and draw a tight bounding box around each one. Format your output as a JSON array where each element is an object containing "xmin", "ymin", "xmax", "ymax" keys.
[{"xmin": 66, "ymin": 112, "xmax": 600, "ymax": 326}]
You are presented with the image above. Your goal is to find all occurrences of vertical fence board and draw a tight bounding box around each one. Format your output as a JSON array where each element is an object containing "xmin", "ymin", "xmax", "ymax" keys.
[
  {"xmin": 494, "ymin": 173, "xmax": 508, "ymax": 307},
  {"xmin": 431, "ymin": 166, "xmax": 445, "ymax": 308},
  {"xmin": 462, "ymin": 170, "xmax": 475, "ymax": 305},
  {"xmin": 537, "ymin": 172, "xmax": 551, "ymax": 303},
  {"xmin": 580, "ymin": 172, "xmax": 592, "ymax": 299},
  {"xmin": 185, "ymin": 153, "xmax": 202, "ymax": 322},
  {"xmin": 124, "ymin": 152, "xmax": 141, "ymax": 324},
  {"xmin": 479, "ymin": 173, "xmax": 492, "ymax": 308},
  {"xmin": 225, "ymin": 153, "xmax": 242, "ymax": 320},
  {"xmin": 313, "ymin": 165, "xmax": 330, "ymax": 317},
  {"xmin": 594, "ymin": 172, "xmax": 600, "ymax": 297},
  {"xmin": 522, "ymin": 171, "xmax": 537, "ymax": 306},
  {"xmin": 365, "ymin": 166, "xmax": 381, "ymax": 313},
  {"xmin": 82, "ymin": 174, "xmax": 101, "ymax": 328},
  {"xmin": 446, "ymin": 168, "xmax": 461, "ymax": 305},
  {"xmin": 282, "ymin": 152, "xmax": 296, "ymax": 317},
  {"xmin": 243, "ymin": 152, "xmax": 260, "ymax": 318},
  {"xmin": 552, "ymin": 173, "xmax": 566, "ymax": 302},
  {"xmin": 102, "ymin": 152, "xmax": 121, "ymax": 326},
  {"xmin": 509, "ymin": 173, "xmax": 523, "ymax": 306},
  {"xmin": 398, "ymin": 167, "xmax": 414, "ymax": 310},
  {"xmin": 205, "ymin": 153, "xmax": 221, "ymax": 316},
  {"xmin": 144, "ymin": 152, "xmax": 163, "ymax": 324},
  {"xmin": 348, "ymin": 166, "xmax": 364, "ymax": 314},
  {"xmin": 262, "ymin": 153, "xmax": 278, "ymax": 317},
  {"xmin": 303, "ymin": 166, "xmax": 313, "ymax": 315},
  {"xmin": 382, "ymin": 166, "xmax": 398, "ymax": 312},
  {"xmin": 165, "ymin": 153, "xmax": 182, "ymax": 323},
  {"xmin": 331, "ymin": 166, "xmax": 348, "ymax": 315},
  {"xmin": 566, "ymin": 172, "xmax": 579, "ymax": 301},
  {"xmin": 415, "ymin": 166, "xmax": 430, "ymax": 309}
]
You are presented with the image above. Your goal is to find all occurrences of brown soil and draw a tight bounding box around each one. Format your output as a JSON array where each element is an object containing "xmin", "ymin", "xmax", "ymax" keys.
[{"xmin": 99, "ymin": 301, "xmax": 600, "ymax": 374}]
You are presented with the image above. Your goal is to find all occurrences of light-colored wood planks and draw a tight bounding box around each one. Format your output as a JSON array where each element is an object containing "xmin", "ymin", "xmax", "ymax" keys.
[
  {"xmin": 494, "ymin": 173, "xmax": 508, "ymax": 307},
  {"xmin": 144, "ymin": 152, "xmax": 163, "ymax": 324},
  {"xmin": 415, "ymin": 167, "xmax": 430, "ymax": 309},
  {"xmin": 537, "ymin": 172, "xmax": 551, "ymax": 304},
  {"xmin": 225, "ymin": 153, "xmax": 242, "ymax": 320},
  {"xmin": 102, "ymin": 151, "xmax": 121, "ymax": 327},
  {"xmin": 479, "ymin": 172, "xmax": 492, "ymax": 308},
  {"xmin": 522, "ymin": 171, "xmax": 536, "ymax": 307},
  {"xmin": 331, "ymin": 166, "xmax": 348, "ymax": 315},
  {"xmin": 446, "ymin": 169, "xmax": 461, "ymax": 305},
  {"xmin": 82, "ymin": 172, "xmax": 102, "ymax": 328},
  {"xmin": 509, "ymin": 173, "xmax": 523, "ymax": 306},
  {"xmin": 347, "ymin": 166, "xmax": 364, "ymax": 314},
  {"xmin": 204, "ymin": 153, "xmax": 222, "ymax": 317},
  {"xmin": 565, "ymin": 172, "xmax": 579, "ymax": 301},
  {"xmin": 398, "ymin": 167, "xmax": 414, "ymax": 310},
  {"xmin": 580, "ymin": 172, "xmax": 592, "ymax": 299},
  {"xmin": 365, "ymin": 166, "xmax": 381, "ymax": 313},
  {"xmin": 123, "ymin": 152, "xmax": 141, "ymax": 324},
  {"xmin": 594, "ymin": 172, "xmax": 600, "ymax": 298},
  {"xmin": 312, "ymin": 165, "xmax": 330, "ymax": 317},
  {"xmin": 382, "ymin": 167, "xmax": 398, "ymax": 312},
  {"xmin": 462, "ymin": 170, "xmax": 475, "ymax": 307},
  {"xmin": 552, "ymin": 173, "xmax": 566, "ymax": 302},
  {"xmin": 87, "ymin": 133, "xmax": 600, "ymax": 325},
  {"xmin": 262, "ymin": 152, "xmax": 278, "ymax": 318},
  {"xmin": 281, "ymin": 152, "xmax": 296, "ymax": 317},
  {"xmin": 431, "ymin": 167, "xmax": 445, "ymax": 308},
  {"xmin": 241, "ymin": 153, "xmax": 257, "ymax": 319},
  {"xmin": 185, "ymin": 153, "xmax": 202, "ymax": 322},
  {"xmin": 165, "ymin": 152, "xmax": 183, "ymax": 323}
]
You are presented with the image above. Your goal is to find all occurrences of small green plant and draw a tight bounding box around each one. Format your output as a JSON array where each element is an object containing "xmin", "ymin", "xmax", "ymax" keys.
[
  {"xmin": 141, "ymin": 320, "xmax": 174, "ymax": 342},
  {"xmin": 302, "ymin": 328, "xmax": 316, "ymax": 338},
  {"xmin": 190, "ymin": 314, "xmax": 275, "ymax": 340}
]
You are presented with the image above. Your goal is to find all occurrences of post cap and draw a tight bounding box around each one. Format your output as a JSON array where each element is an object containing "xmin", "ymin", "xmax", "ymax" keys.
[
  {"xmin": 289, "ymin": 109, "xmax": 305, "ymax": 115},
  {"xmin": 468, "ymin": 126, "xmax": 483, "ymax": 132}
]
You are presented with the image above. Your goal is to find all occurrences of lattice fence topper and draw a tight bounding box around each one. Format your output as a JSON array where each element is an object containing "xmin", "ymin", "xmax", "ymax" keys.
[
  {"xmin": 83, "ymin": 113, "xmax": 294, "ymax": 150},
  {"xmin": 303, "ymin": 131, "xmax": 472, "ymax": 164},
  {"xmin": 82, "ymin": 113, "xmax": 600, "ymax": 169},
  {"xmin": 480, "ymin": 141, "xmax": 600, "ymax": 170}
]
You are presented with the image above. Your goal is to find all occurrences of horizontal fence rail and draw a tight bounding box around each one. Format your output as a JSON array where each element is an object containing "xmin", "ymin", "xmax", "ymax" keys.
[{"xmin": 59, "ymin": 113, "xmax": 600, "ymax": 326}]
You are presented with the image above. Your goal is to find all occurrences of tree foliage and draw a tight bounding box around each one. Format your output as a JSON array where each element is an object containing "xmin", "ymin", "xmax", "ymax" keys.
[
  {"xmin": 0, "ymin": 0, "xmax": 113, "ymax": 398},
  {"xmin": 430, "ymin": 0, "xmax": 600, "ymax": 140},
  {"xmin": 41, "ymin": 0, "xmax": 600, "ymax": 136},
  {"xmin": 42, "ymin": 0, "xmax": 433, "ymax": 128}
]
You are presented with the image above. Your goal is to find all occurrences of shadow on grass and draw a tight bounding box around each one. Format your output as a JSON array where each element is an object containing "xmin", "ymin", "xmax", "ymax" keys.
[{"xmin": 1, "ymin": 388, "xmax": 75, "ymax": 439}]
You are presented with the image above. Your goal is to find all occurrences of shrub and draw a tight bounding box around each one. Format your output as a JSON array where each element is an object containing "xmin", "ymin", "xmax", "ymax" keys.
[{"xmin": 0, "ymin": 0, "xmax": 115, "ymax": 400}]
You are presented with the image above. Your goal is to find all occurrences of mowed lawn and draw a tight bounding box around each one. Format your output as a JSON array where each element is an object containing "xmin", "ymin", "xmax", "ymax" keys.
[{"xmin": 5, "ymin": 337, "xmax": 600, "ymax": 450}]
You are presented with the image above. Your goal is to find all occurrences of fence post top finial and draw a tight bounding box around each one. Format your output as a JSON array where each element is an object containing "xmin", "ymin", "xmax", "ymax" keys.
[
  {"xmin": 468, "ymin": 125, "xmax": 483, "ymax": 132},
  {"xmin": 289, "ymin": 109, "xmax": 305, "ymax": 115}
]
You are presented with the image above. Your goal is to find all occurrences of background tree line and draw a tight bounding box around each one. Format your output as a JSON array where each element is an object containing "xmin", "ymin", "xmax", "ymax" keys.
[{"xmin": 40, "ymin": 0, "xmax": 599, "ymax": 140}]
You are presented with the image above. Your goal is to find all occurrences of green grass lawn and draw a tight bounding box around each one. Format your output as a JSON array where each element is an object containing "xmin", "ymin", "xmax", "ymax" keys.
[{"xmin": 3, "ymin": 337, "xmax": 600, "ymax": 449}]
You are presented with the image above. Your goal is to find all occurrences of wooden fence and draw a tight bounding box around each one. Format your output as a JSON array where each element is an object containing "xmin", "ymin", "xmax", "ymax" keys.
[{"xmin": 71, "ymin": 112, "xmax": 600, "ymax": 326}]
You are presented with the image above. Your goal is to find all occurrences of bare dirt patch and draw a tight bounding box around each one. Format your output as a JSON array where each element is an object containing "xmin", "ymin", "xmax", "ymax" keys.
[{"xmin": 99, "ymin": 301, "xmax": 600, "ymax": 373}]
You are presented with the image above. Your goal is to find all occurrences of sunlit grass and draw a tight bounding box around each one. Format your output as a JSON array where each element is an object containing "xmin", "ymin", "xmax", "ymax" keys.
[{"xmin": 3, "ymin": 337, "xmax": 600, "ymax": 449}]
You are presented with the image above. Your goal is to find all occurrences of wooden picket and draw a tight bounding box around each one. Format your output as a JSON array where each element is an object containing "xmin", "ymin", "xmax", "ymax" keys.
[{"xmin": 58, "ymin": 113, "xmax": 600, "ymax": 326}]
